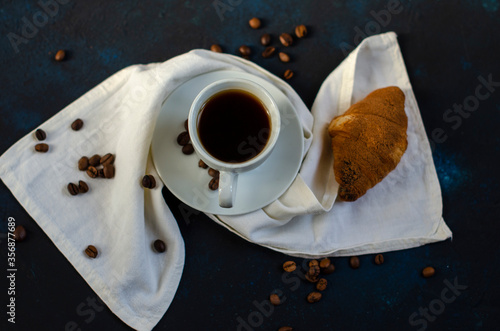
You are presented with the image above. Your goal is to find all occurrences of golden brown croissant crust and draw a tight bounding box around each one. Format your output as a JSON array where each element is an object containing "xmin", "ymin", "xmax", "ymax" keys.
[{"xmin": 328, "ymin": 86, "xmax": 408, "ymax": 201}]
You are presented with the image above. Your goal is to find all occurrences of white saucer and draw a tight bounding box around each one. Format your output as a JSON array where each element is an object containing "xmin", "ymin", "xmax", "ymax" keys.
[{"xmin": 151, "ymin": 70, "xmax": 304, "ymax": 215}]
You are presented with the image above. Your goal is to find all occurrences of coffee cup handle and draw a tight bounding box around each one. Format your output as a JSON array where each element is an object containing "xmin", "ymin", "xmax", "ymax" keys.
[{"xmin": 219, "ymin": 171, "xmax": 238, "ymax": 208}]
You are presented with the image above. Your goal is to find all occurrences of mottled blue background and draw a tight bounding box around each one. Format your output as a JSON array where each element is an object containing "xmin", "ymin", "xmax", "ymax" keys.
[{"xmin": 1, "ymin": 0, "xmax": 499, "ymax": 330}]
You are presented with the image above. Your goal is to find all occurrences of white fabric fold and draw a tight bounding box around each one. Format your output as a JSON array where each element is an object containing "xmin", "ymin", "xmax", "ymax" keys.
[
  {"xmin": 0, "ymin": 32, "xmax": 451, "ymax": 330},
  {"xmin": 214, "ymin": 32, "xmax": 452, "ymax": 257}
]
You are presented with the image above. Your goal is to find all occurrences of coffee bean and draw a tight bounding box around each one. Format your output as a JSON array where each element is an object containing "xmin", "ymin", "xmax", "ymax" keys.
[
  {"xmin": 307, "ymin": 292, "xmax": 322, "ymax": 303},
  {"xmin": 319, "ymin": 258, "xmax": 331, "ymax": 269},
  {"xmin": 71, "ymin": 118, "xmax": 83, "ymax": 131},
  {"xmin": 283, "ymin": 69, "xmax": 294, "ymax": 80},
  {"xmin": 208, "ymin": 168, "xmax": 220, "ymax": 178},
  {"xmin": 321, "ymin": 263, "xmax": 335, "ymax": 275},
  {"xmin": 78, "ymin": 180, "xmax": 89, "ymax": 193},
  {"xmin": 309, "ymin": 260, "xmax": 319, "ymax": 268},
  {"xmin": 78, "ymin": 156, "xmax": 89, "ymax": 171},
  {"xmin": 55, "ymin": 49, "xmax": 66, "ymax": 61},
  {"xmin": 306, "ymin": 265, "xmax": 320, "ymax": 283},
  {"xmin": 87, "ymin": 166, "xmax": 98, "ymax": 178},
  {"xmin": 349, "ymin": 256, "xmax": 360, "ymax": 269},
  {"xmin": 100, "ymin": 153, "xmax": 115, "ymax": 165},
  {"xmin": 182, "ymin": 143, "xmax": 194, "ymax": 155},
  {"xmin": 85, "ymin": 245, "xmax": 98, "ymax": 258},
  {"xmin": 262, "ymin": 46, "xmax": 276, "ymax": 58},
  {"xmin": 103, "ymin": 164, "xmax": 115, "ymax": 178},
  {"xmin": 142, "ymin": 174, "xmax": 156, "ymax": 189},
  {"xmin": 210, "ymin": 44, "xmax": 222, "ymax": 53},
  {"xmin": 35, "ymin": 129, "xmax": 46, "ymax": 141},
  {"xmin": 316, "ymin": 278, "xmax": 327, "ymax": 291},
  {"xmin": 269, "ymin": 293, "xmax": 281, "ymax": 306},
  {"xmin": 89, "ymin": 154, "xmax": 101, "ymax": 166},
  {"xmin": 98, "ymin": 168, "xmax": 105, "ymax": 178},
  {"xmin": 208, "ymin": 177, "xmax": 219, "ymax": 191},
  {"xmin": 422, "ymin": 266, "xmax": 435, "ymax": 278},
  {"xmin": 154, "ymin": 239, "xmax": 166, "ymax": 253},
  {"xmin": 283, "ymin": 261, "xmax": 296, "ymax": 272},
  {"xmin": 177, "ymin": 131, "xmax": 190, "ymax": 146},
  {"xmin": 249, "ymin": 17, "xmax": 261, "ymax": 29},
  {"xmin": 260, "ymin": 33, "xmax": 271, "ymax": 46},
  {"xmin": 278, "ymin": 327, "xmax": 293, "ymax": 331},
  {"xmin": 295, "ymin": 24, "xmax": 307, "ymax": 38},
  {"xmin": 198, "ymin": 160, "xmax": 208, "ymax": 169},
  {"xmin": 279, "ymin": 52, "xmax": 290, "ymax": 63},
  {"xmin": 14, "ymin": 225, "xmax": 27, "ymax": 242},
  {"xmin": 279, "ymin": 33, "xmax": 293, "ymax": 47},
  {"xmin": 184, "ymin": 119, "xmax": 188, "ymax": 131},
  {"xmin": 239, "ymin": 45, "xmax": 251, "ymax": 57},
  {"xmin": 374, "ymin": 254, "xmax": 384, "ymax": 265},
  {"xmin": 35, "ymin": 143, "xmax": 49, "ymax": 153},
  {"xmin": 67, "ymin": 182, "xmax": 79, "ymax": 196}
]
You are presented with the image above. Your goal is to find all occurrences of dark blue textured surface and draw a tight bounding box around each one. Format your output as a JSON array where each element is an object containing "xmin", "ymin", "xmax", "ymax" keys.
[{"xmin": 1, "ymin": 1, "xmax": 500, "ymax": 330}]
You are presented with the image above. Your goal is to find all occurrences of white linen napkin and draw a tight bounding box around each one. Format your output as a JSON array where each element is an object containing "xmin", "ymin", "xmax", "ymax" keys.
[{"xmin": 0, "ymin": 32, "xmax": 451, "ymax": 330}]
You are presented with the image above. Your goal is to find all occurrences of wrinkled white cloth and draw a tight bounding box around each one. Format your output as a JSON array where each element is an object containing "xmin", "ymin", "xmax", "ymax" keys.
[{"xmin": 0, "ymin": 32, "xmax": 451, "ymax": 330}]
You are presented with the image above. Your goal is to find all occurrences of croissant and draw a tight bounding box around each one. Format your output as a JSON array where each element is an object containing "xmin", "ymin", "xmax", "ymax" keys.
[{"xmin": 328, "ymin": 86, "xmax": 408, "ymax": 201}]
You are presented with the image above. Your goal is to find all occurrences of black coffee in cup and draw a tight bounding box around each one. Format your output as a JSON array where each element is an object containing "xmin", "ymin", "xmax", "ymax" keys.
[{"xmin": 197, "ymin": 89, "xmax": 271, "ymax": 163}]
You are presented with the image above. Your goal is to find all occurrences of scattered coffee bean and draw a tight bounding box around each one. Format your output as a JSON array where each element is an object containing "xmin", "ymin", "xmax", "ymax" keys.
[
  {"xmin": 35, "ymin": 129, "xmax": 46, "ymax": 141},
  {"xmin": 182, "ymin": 143, "xmax": 194, "ymax": 155},
  {"xmin": 306, "ymin": 265, "xmax": 320, "ymax": 283},
  {"xmin": 89, "ymin": 154, "xmax": 101, "ymax": 166},
  {"xmin": 239, "ymin": 45, "xmax": 251, "ymax": 58},
  {"xmin": 209, "ymin": 177, "xmax": 219, "ymax": 190},
  {"xmin": 283, "ymin": 69, "xmax": 294, "ymax": 80},
  {"xmin": 307, "ymin": 292, "xmax": 322, "ymax": 303},
  {"xmin": 319, "ymin": 258, "xmax": 331, "ymax": 269},
  {"xmin": 262, "ymin": 46, "xmax": 276, "ymax": 58},
  {"xmin": 295, "ymin": 24, "xmax": 307, "ymax": 38},
  {"xmin": 260, "ymin": 33, "xmax": 271, "ymax": 46},
  {"xmin": 154, "ymin": 239, "xmax": 166, "ymax": 253},
  {"xmin": 67, "ymin": 182, "xmax": 79, "ymax": 196},
  {"xmin": 100, "ymin": 153, "xmax": 115, "ymax": 165},
  {"xmin": 198, "ymin": 160, "xmax": 209, "ymax": 169},
  {"xmin": 103, "ymin": 164, "xmax": 115, "ymax": 178},
  {"xmin": 316, "ymin": 278, "xmax": 327, "ymax": 291},
  {"xmin": 278, "ymin": 52, "xmax": 290, "ymax": 63},
  {"xmin": 71, "ymin": 118, "xmax": 83, "ymax": 131},
  {"xmin": 309, "ymin": 260, "xmax": 319, "ymax": 267},
  {"xmin": 210, "ymin": 44, "xmax": 222, "ymax": 53},
  {"xmin": 184, "ymin": 119, "xmax": 189, "ymax": 131},
  {"xmin": 177, "ymin": 131, "xmax": 190, "ymax": 146},
  {"xmin": 422, "ymin": 266, "xmax": 435, "ymax": 278},
  {"xmin": 55, "ymin": 49, "xmax": 66, "ymax": 61},
  {"xmin": 349, "ymin": 256, "xmax": 360, "ymax": 269},
  {"xmin": 35, "ymin": 143, "xmax": 49, "ymax": 153},
  {"xmin": 321, "ymin": 263, "xmax": 335, "ymax": 274},
  {"xmin": 278, "ymin": 327, "xmax": 293, "ymax": 331},
  {"xmin": 85, "ymin": 245, "xmax": 98, "ymax": 258},
  {"xmin": 78, "ymin": 156, "xmax": 89, "ymax": 171},
  {"xmin": 14, "ymin": 225, "xmax": 27, "ymax": 242},
  {"xmin": 86, "ymin": 166, "xmax": 98, "ymax": 178},
  {"xmin": 249, "ymin": 17, "xmax": 261, "ymax": 29},
  {"xmin": 279, "ymin": 33, "xmax": 293, "ymax": 47},
  {"xmin": 78, "ymin": 180, "xmax": 89, "ymax": 193},
  {"xmin": 374, "ymin": 254, "xmax": 384, "ymax": 265},
  {"xmin": 283, "ymin": 261, "xmax": 297, "ymax": 272},
  {"xmin": 269, "ymin": 293, "xmax": 281, "ymax": 306},
  {"xmin": 142, "ymin": 174, "xmax": 156, "ymax": 189},
  {"xmin": 98, "ymin": 168, "xmax": 105, "ymax": 178},
  {"xmin": 208, "ymin": 168, "xmax": 220, "ymax": 178}
]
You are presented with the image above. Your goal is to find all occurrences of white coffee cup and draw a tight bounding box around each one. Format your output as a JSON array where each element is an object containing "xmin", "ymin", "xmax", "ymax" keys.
[{"xmin": 188, "ymin": 78, "xmax": 281, "ymax": 208}]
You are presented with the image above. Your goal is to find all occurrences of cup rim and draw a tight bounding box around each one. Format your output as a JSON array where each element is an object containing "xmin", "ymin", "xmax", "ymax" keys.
[{"xmin": 188, "ymin": 78, "xmax": 281, "ymax": 170}]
